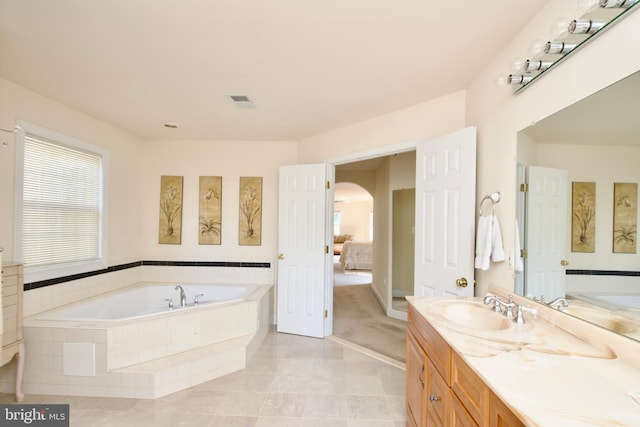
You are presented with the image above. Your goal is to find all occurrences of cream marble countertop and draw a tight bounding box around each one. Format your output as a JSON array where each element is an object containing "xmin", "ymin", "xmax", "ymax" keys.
[{"xmin": 407, "ymin": 292, "xmax": 640, "ymax": 427}]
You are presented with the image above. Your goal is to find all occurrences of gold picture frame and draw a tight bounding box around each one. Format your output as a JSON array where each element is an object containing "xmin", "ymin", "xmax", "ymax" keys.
[
  {"xmin": 571, "ymin": 182, "xmax": 595, "ymax": 253},
  {"xmin": 158, "ymin": 175, "xmax": 183, "ymax": 244},
  {"xmin": 199, "ymin": 176, "xmax": 222, "ymax": 245},
  {"xmin": 239, "ymin": 176, "xmax": 262, "ymax": 246},
  {"xmin": 613, "ymin": 182, "xmax": 637, "ymax": 254}
]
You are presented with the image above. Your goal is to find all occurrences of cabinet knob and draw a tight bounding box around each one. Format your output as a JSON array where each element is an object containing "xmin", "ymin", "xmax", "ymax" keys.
[{"xmin": 429, "ymin": 395, "xmax": 440, "ymax": 402}]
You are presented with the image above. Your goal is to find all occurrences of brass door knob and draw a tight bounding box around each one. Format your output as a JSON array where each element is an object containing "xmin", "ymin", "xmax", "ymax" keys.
[
  {"xmin": 456, "ymin": 277, "xmax": 468, "ymax": 288},
  {"xmin": 278, "ymin": 253, "xmax": 285, "ymax": 260},
  {"xmin": 560, "ymin": 260, "xmax": 569, "ymax": 266}
]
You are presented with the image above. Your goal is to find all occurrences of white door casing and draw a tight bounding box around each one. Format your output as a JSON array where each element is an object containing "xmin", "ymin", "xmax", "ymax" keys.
[
  {"xmin": 277, "ymin": 164, "xmax": 330, "ymax": 338},
  {"xmin": 414, "ymin": 126, "xmax": 477, "ymax": 297},
  {"xmin": 524, "ymin": 165, "xmax": 568, "ymax": 300}
]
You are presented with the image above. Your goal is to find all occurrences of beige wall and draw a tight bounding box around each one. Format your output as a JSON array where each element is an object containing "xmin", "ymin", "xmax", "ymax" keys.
[
  {"xmin": 140, "ymin": 139, "xmax": 297, "ymax": 263},
  {"xmin": 335, "ymin": 200, "xmax": 372, "ymax": 242},
  {"xmin": 467, "ymin": 3, "xmax": 640, "ymax": 295},
  {"xmin": 532, "ymin": 143, "xmax": 640, "ymax": 271},
  {"xmin": 0, "ymin": 77, "xmax": 144, "ymax": 268}
]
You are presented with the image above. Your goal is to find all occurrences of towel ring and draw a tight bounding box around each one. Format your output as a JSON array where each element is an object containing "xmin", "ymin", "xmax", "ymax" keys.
[{"xmin": 479, "ymin": 192, "xmax": 501, "ymax": 216}]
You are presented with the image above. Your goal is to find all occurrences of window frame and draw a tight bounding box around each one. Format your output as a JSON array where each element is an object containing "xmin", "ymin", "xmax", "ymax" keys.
[{"xmin": 14, "ymin": 121, "xmax": 109, "ymax": 283}]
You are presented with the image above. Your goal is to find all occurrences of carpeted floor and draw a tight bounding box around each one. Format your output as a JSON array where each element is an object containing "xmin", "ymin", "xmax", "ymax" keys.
[
  {"xmin": 333, "ymin": 256, "xmax": 372, "ymax": 286},
  {"xmin": 333, "ymin": 283, "xmax": 407, "ymax": 363}
]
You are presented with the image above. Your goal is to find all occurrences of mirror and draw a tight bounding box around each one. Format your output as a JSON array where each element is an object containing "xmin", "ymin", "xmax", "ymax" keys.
[{"xmin": 516, "ymin": 70, "xmax": 640, "ymax": 341}]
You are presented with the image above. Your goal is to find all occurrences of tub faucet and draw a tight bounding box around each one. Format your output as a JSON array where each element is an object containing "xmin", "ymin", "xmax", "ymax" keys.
[{"xmin": 175, "ymin": 285, "xmax": 187, "ymax": 307}]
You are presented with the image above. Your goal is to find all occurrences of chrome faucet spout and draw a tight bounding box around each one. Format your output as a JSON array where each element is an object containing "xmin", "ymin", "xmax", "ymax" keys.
[
  {"xmin": 547, "ymin": 297, "xmax": 569, "ymax": 309},
  {"xmin": 175, "ymin": 285, "xmax": 187, "ymax": 307}
]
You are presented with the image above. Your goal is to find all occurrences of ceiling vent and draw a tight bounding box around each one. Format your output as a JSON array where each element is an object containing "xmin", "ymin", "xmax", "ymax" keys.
[{"xmin": 228, "ymin": 94, "xmax": 256, "ymax": 109}]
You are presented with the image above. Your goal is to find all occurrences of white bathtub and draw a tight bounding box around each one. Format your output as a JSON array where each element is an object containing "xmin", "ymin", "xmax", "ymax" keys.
[
  {"xmin": 36, "ymin": 282, "xmax": 259, "ymax": 322},
  {"xmin": 21, "ymin": 281, "xmax": 273, "ymax": 399}
]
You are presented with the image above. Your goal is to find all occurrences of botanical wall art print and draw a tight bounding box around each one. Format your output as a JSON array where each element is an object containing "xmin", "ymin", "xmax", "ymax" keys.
[
  {"xmin": 239, "ymin": 176, "xmax": 263, "ymax": 246},
  {"xmin": 613, "ymin": 182, "xmax": 637, "ymax": 254},
  {"xmin": 158, "ymin": 175, "xmax": 183, "ymax": 244},
  {"xmin": 199, "ymin": 176, "xmax": 222, "ymax": 245},
  {"xmin": 571, "ymin": 181, "xmax": 596, "ymax": 253}
]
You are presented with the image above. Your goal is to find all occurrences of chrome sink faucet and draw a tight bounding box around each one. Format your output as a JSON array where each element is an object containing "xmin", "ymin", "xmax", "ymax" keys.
[
  {"xmin": 514, "ymin": 305, "xmax": 538, "ymax": 324},
  {"xmin": 483, "ymin": 293, "xmax": 503, "ymax": 312},
  {"xmin": 175, "ymin": 285, "xmax": 187, "ymax": 307},
  {"xmin": 547, "ymin": 297, "xmax": 569, "ymax": 310}
]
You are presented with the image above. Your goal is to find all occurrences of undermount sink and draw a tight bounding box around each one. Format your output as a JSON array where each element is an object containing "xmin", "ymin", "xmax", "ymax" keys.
[
  {"xmin": 560, "ymin": 305, "xmax": 638, "ymax": 335},
  {"xmin": 432, "ymin": 300, "xmax": 512, "ymax": 331}
]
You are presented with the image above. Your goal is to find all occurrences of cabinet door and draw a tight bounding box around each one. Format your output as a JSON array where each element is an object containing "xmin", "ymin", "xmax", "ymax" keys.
[
  {"xmin": 407, "ymin": 330, "xmax": 427, "ymax": 427},
  {"xmin": 426, "ymin": 362, "xmax": 450, "ymax": 427},
  {"xmin": 451, "ymin": 352, "xmax": 487, "ymax": 425},
  {"xmin": 451, "ymin": 393, "xmax": 479, "ymax": 427},
  {"xmin": 488, "ymin": 391, "xmax": 525, "ymax": 427}
]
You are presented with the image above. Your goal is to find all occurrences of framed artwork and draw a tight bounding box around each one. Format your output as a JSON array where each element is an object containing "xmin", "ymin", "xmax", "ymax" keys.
[
  {"xmin": 239, "ymin": 176, "xmax": 262, "ymax": 246},
  {"xmin": 199, "ymin": 176, "xmax": 222, "ymax": 245},
  {"xmin": 613, "ymin": 182, "xmax": 637, "ymax": 253},
  {"xmin": 571, "ymin": 182, "xmax": 596, "ymax": 253},
  {"xmin": 158, "ymin": 175, "xmax": 183, "ymax": 244}
]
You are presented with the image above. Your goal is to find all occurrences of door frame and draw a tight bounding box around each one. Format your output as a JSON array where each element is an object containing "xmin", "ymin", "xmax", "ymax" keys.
[{"xmin": 325, "ymin": 139, "xmax": 420, "ymax": 325}]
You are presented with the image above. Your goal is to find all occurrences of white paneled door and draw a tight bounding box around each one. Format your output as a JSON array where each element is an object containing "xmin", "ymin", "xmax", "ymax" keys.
[
  {"xmin": 524, "ymin": 165, "xmax": 568, "ymax": 300},
  {"xmin": 277, "ymin": 164, "xmax": 331, "ymax": 338},
  {"xmin": 414, "ymin": 127, "xmax": 477, "ymax": 297}
]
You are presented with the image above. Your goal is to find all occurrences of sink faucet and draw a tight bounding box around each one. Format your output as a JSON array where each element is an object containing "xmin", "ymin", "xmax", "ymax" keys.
[
  {"xmin": 175, "ymin": 285, "xmax": 187, "ymax": 307},
  {"xmin": 514, "ymin": 305, "xmax": 538, "ymax": 324},
  {"xmin": 546, "ymin": 297, "xmax": 569, "ymax": 310},
  {"xmin": 483, "ymin": 293, "xmax": 503, "ymax": 312}
]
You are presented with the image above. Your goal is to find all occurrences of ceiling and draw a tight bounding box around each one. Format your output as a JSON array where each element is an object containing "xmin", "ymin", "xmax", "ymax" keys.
[
  {"xmin": 0, "ymin": 0, "xmax": 549, "ymax": 141},
  {"xmin": 521, "ymin": 70, "xmax": 640, "ymax": 146}
]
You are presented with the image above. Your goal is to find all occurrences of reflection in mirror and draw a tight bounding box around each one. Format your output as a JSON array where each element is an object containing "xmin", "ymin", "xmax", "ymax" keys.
[{"xmin": 516, "ymin": 70, "xmax": 640, "ymax": 341}]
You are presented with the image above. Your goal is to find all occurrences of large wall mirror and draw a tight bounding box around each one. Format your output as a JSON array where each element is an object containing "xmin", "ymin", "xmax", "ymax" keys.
[{"xmin": 515, "ymin": 69, "xmax": 640, "ymax": 341}]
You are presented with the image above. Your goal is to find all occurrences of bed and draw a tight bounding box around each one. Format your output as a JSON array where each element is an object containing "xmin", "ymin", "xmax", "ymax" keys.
[{"xmin": 339, "ymin": 240, "xmax": 373, "ymax": 270}]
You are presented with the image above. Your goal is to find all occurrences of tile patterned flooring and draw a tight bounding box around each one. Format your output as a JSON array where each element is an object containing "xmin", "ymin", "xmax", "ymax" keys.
[{"xmin": 0, "ymin": 328, "xmax": 407, "ymax": 426}]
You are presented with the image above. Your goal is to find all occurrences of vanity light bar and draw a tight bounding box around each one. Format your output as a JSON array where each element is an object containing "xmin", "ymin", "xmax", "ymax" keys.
[
  {"xmin": 569, "ymin": 19, "xmax": 606, "ymax": 34},
  {"xmin": 600, "ymin": 0, "xmax": 639, "ymax": 8}
]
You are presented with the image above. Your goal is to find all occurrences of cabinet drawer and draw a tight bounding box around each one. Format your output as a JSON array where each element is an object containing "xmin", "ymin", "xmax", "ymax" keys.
[
  {"xmin": 409, "ymin": 304, "xmax": 451, "ymax": 383},
  {"xmin": 451, "ymin": 351, "xmax": 488, "ymax": 426},
  {"xmin": 1, "ymin": 265, "xmax": 19, "ymax": 278}
]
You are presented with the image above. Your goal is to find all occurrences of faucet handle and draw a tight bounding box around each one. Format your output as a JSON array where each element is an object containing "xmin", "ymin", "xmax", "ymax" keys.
[
  {"xmin": 194, "ymin": 293, "xmax": 205, "ymax": 305},
  {"xmin": 164, "ymin": 298, "xmax": 173, "ymax": 309},
  {"xmin": 514, "ymin": 305, "xmax": 538, "ymax": 324}
]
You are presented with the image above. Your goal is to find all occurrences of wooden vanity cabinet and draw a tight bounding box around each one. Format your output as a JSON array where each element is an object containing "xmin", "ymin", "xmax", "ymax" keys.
[{"xmin": 407, "ymin": 304, "xmax": 523, "ymax": 427}]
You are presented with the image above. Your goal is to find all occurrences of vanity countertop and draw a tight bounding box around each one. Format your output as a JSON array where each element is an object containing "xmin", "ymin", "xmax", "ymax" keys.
[{"xmin": 407, "ymin": 293, "xmax": 640, "ymax": 426}]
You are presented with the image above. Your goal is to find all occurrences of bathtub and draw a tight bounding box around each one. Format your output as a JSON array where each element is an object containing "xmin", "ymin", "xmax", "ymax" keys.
[
  {"xmin": 20, "ymin": 281, "xmax": 274, "ymax": 399},
  {"xmin": 36, "ymin": 282, "xmax": 258, "ymax": 322}
]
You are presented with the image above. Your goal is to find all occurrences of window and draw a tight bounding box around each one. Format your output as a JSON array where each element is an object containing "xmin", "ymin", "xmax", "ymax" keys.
[
  {"xmin": 16, "ymin": 123, "xmax": 107, "ymax": 281},
  {"xmin": 334, "ymin": 211, "xmax": 342, "ymax": 235}
]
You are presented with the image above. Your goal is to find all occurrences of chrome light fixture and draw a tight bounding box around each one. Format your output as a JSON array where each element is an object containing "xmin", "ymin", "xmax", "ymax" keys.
[{"xmin": 499, "ymin": 0, "xmax": 640, "ymax": 91}]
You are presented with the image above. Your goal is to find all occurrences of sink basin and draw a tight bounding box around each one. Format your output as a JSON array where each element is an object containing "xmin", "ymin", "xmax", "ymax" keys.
[
  {"xmin": 432, "ymin": 300, "xmax": 512, "ymax": 331},
  {"xmin": 561, "ymin": 305, "xmax": 638, "ymax": 335}
]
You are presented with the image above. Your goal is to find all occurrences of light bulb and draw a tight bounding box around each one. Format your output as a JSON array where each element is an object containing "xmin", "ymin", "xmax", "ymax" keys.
[
  {"xmin": 551, "ymin": 17, "xmax": 572, "ymax": 39},
  {"xmin": 511, "ymin": 57, "xmax": 526, "ymax": 74},
  {"xmin": 577, "ymin": 0, "xmax": 601, "ymax": 13},
  {"xmin": 495, "ymin": 74, "xmax": 508, "ymax": 87},
  {"xmin": 528, "ymin": 39, "xmax": 547, "ymax": 57}
]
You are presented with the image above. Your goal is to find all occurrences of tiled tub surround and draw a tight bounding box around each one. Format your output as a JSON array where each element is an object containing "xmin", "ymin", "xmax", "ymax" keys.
[
  {"xmin": 408, "ymin": 289, "xmax": 640, "ymax": 426},
  {"xmin": 1, "ymin": 279, "xmax": 273, "ymax": 399}
]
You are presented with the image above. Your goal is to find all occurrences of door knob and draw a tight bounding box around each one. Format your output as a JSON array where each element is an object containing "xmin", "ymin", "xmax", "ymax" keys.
[
  {"xmin": 560, "ymin": 260, "xmax": 569, "ymax": 266},
  {"xmin": 278, "ymin": 253, "xmax": 285, "ymax": 260},
  {"xmin": 456, "ymin": 277, "xmax": 468, "ymax": 288}
]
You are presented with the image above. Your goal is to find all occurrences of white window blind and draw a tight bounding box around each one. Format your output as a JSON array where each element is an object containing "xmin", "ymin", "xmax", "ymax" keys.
[{"xmin": 22, "ymin": 134, "xmax": 103, "ymax": 268}]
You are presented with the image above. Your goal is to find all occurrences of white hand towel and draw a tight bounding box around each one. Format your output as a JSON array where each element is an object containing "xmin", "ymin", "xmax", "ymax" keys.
[
  {"xmin": 474, "ymin": 215, "xmax": 492, "ymax": 270},
  {"xmin": 491, "ymin": 215, "xmax": 505, "ymax": 262}
]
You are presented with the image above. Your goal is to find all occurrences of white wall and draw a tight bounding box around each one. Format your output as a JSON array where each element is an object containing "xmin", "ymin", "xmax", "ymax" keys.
[
  {"xmin": 0, "ymin": 77, "xmax": 144, "ymax": 267},
  {"xmin": 140, "ymin": 139, "xmax": 298, "ymax": 262}
]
